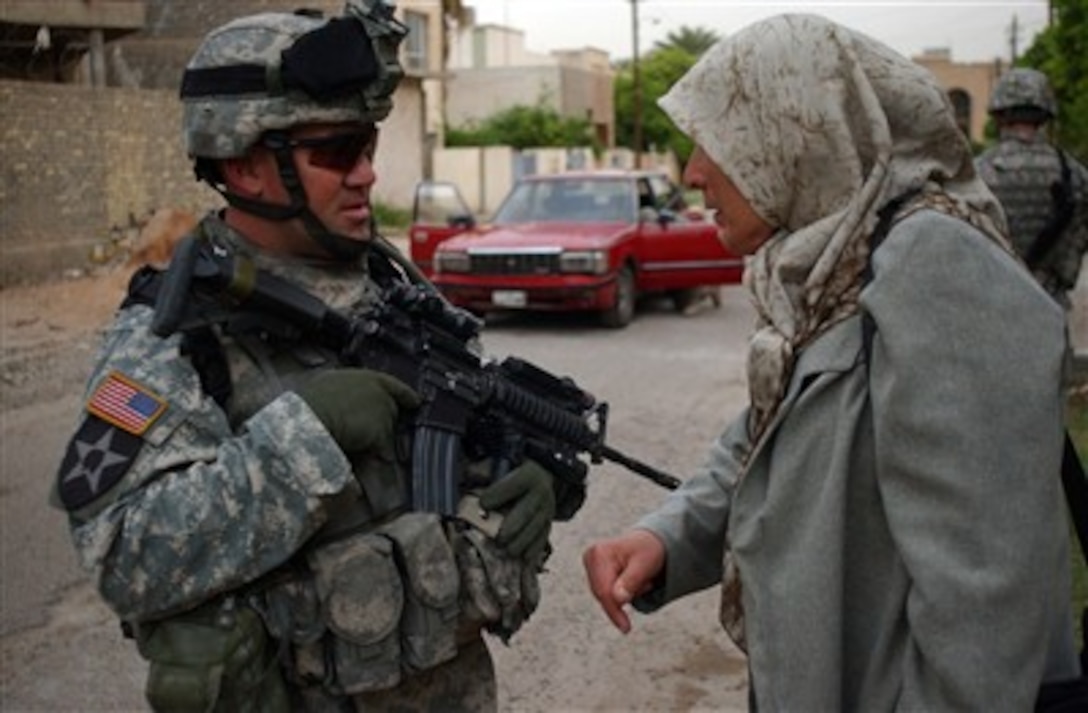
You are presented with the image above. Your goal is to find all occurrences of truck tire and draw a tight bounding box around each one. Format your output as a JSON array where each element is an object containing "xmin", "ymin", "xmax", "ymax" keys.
[{"xmin": 601, "ymin": 265, "xmax": 636, "ymax": 328}]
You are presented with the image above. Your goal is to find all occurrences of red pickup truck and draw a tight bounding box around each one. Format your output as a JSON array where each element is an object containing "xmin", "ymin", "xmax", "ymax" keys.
[{"xmin": 408, "ymin": 170, "xmax": 744, "ymax": 328}]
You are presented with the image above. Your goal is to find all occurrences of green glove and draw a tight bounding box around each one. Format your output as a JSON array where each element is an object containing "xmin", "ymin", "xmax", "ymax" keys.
[
  {"xmin": 296, "ymin": 369, "xmax": 421, "ymax": 456},
  {"xmin": 477, "ymin": 459, "xmax": 556, "ymax": 561}
]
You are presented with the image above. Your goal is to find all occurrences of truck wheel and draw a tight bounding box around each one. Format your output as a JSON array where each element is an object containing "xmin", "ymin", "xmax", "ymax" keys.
[{"xmin": 602, "ymin": 265, "xmax": 636, "ymax": 328}]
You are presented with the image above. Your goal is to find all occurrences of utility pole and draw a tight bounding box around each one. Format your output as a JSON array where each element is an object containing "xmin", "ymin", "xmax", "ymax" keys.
[
  {"xmin": 630, "ymin": 0, "xmax": 643, "ymax": 169},
  {"xmin": 1008, "ymin": 13, "xmax": 1020, "ymax": 64}
]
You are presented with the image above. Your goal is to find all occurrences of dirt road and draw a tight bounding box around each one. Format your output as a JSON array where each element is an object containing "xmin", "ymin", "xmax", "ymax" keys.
[{"xmin": 0, "ymin": 259, "xmax": 754, "ymax": 712}]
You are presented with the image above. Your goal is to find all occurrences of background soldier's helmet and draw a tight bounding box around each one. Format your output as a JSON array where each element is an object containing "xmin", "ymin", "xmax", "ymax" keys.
[
  {"xmin": 988, "ymin": 67, "xmax": 1057, "ymax": 119},
  {"xmin": 180, "ymin": 1, "xmax": 406, "ymax": 159}
]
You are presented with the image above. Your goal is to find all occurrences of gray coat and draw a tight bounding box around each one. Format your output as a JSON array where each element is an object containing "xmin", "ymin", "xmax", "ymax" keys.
[{"xmin": 638, "ymin": 210, "xmax": 1079, "ymax": 711}]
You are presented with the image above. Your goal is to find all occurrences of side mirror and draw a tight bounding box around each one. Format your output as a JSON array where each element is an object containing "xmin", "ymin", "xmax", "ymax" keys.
[
  {"xmin": 413, "ymin": 180, "xmax": 473, "ymax": 227},
  {"xmin": 657, "ymin": 209, "xmax": 678, "ymax": 227}
]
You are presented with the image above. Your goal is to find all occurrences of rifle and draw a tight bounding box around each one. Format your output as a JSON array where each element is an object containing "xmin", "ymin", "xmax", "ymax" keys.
[{"xmin": 150, "ymin": 236, "xmax": 681, "ymax": 519}]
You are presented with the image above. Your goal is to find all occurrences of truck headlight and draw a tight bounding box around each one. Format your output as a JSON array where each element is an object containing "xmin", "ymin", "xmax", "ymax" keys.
[
  {"xmin": 559, "ymin": 250, "xmax": 608, "ymax": 275},
  {"xmin": 435, "ymin": 250, "xmax": 470, "ymax": 273}
]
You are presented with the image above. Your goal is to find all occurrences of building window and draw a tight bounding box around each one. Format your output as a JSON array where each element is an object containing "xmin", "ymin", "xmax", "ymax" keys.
[
  {"xmin": 404, "ymin": 10, "xmax": 428, "ymax": 72},
  {"xmin": 948, "ymin": 88, "xmax": 972, "ymax": 140}
]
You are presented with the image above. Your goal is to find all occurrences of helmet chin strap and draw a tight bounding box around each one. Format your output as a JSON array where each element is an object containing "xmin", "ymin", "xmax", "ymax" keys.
[
  {"xmin": 296, "ymin": 208, "xmax": 370, "ymax": 262},
  {"xmin": 209, "ymin": 137, "xmax": 370, "ymax": 262}
]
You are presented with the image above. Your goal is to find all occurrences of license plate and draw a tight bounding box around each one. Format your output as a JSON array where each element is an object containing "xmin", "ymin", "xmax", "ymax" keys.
[{"xmin": 491, "ymin": 290, "xmax": 527, "ymax": 308}]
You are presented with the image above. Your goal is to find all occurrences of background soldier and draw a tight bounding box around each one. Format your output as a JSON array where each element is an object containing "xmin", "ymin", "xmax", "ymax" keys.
[
  {"xmin": 51, "ymin": 3, "xmax": 561, "ymax": 710},
  {"xmin": 976, "ymin": 67, "xmax": 1088, "ymax": 310}
]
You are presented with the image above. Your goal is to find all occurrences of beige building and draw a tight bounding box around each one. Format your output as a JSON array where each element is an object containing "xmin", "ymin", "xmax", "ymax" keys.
[
  {"xmin": 445, "ymin": 20, "xmax": 616, "ymax": 148},
  {"xmin": 912, "ymin": 48, "xmax": 1007, "ymax": 146}
]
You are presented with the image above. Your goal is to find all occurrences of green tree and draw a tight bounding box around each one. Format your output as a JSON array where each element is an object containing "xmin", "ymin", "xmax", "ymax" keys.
[
  {"xmin": 445, "ymin": 101, "xmax": 597, "ymax": 150},
  {"xmin": 614, "ymin": 46, "xmax": 700, "ymax": 162},
  {"xmin": 1020, "ymin": 0, "xmax": 1088, "ymax": 159},
  {"xmin": 653, "ymin": 26, "xmax": 720, "ymax": 56}
]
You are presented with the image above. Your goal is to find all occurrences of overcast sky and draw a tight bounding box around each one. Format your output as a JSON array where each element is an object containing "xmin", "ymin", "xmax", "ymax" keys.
[{"xmin": 468, "ymin": 0, "xmax": 1050, "ymax": 64}]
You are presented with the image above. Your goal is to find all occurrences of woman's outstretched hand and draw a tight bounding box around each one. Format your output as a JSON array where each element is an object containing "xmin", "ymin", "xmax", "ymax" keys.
[{"xmin": 582, "ymin": 529, "xmax": 667, "ymax": 634}]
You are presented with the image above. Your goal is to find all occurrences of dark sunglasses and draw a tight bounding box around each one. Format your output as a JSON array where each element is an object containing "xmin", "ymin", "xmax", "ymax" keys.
[{"xmin": 272, "ymin": 126, "xmax": 379, "ymax": 172}]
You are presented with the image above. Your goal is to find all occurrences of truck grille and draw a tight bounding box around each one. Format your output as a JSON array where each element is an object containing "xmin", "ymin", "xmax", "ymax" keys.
[{"xmin": 470, "ymin": 253, "xmax": 559, "ymax": 275}]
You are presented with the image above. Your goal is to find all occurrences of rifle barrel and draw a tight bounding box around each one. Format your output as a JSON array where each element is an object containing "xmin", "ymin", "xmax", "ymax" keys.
[{"xmin": 599, "ymin": 445, "xmax": 681, "ymax": 490}]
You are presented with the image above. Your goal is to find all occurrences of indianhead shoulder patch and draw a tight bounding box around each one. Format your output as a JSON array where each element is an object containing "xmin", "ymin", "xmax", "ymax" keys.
[{"xmin": 57, "ymin": 372, "xmax": 167, "ymax": 510}]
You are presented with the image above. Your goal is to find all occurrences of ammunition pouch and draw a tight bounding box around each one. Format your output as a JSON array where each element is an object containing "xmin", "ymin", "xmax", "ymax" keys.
[
  {"xmin": 446, "ymin": 516, "xmax": 543, "ymax": 643},
  {"xmin": 134, "ymin": 596, "xmax": 289, "ymax": 713},
  {"xmin": 266, "ymin": 512, "xmax": 461, "ymax": 696},
  {"xmin": 391, "ymin": 514, "xmax": 462, "ymax": 672},
  {"xmin": 305, "ymin": 528, "xmax": 405, "ymax": 694},
  {"xmin": 258, "ymin": 511, "xmax": 542, "ymax": 697}
]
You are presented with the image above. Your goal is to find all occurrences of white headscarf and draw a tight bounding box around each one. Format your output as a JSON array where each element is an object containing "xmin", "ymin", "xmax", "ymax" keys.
[{"xmin": 659, "ymin": 13, "xmax": 1007, "ymax": 445}]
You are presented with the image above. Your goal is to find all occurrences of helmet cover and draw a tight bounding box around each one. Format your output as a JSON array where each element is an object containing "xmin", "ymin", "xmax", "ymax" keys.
[
  {"xmin": 988, "ymin": 67, "xmax": 1056, "ymax": 118},
  {"xmin": 181, "ymin": 1, "xmax": 407, "ymax": 158}
]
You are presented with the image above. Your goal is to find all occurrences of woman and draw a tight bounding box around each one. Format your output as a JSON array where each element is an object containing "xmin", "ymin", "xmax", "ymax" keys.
[{"xmin": 583, "ymin": 14, "xmax": 1078, "ymax": 711}]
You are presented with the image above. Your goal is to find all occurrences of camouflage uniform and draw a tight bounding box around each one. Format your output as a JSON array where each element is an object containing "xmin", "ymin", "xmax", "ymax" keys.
[
  {"xmin": 975, "ymin": 68, "xmax": 1088, "ymax": 309},
  {"xmin": 53, "ymin": 5, "xmax": 543, "ymax": 711},
  {"xmin": 55, "ymin": 214, "xmax": 536, "ymax": 710}
]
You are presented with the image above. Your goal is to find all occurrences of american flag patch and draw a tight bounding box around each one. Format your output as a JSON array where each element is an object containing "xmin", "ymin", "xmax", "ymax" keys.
[{"xmin": 87, "ymin": 371, "xmax": 167, "ymax": 436}]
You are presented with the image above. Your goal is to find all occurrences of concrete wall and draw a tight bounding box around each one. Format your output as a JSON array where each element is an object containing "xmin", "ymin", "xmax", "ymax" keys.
[
  {"xmin": 376, "ymin": 78, "xmax": 426, "ymax": 209},
  {"xmin": 0, "ymin": 80, "xmax": 218, "ymax": 285},
  {"xmin": 446, "ymin": 65, "xmax": 561, "ymax": 126},
  {"xmin": 433, "ymin": 145, "xmax": 515, "ymax": 215},
  {"xmin": 0, "ymin": 78, "xmax": 424, "ymax": 287},
  {"xmin": 556, "ymin": 61, "xmax": 614, "ymax": 146}
]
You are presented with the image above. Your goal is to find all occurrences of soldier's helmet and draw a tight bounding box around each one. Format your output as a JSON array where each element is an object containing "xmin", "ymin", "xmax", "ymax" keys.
[
  {"xmin": 988, "ymin": 67, "xmax": 1057, "ymax": 120},
  {"xmin": 180, "ymin": 1, "xmax": 406, "ymax": 160}
]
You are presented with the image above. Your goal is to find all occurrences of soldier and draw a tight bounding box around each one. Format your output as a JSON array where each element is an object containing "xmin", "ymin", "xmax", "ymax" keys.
[
  {"xmin": 976, "ymin": 67, "xmax": 1088, "ymax": 309},
  {"xmin": 51, "ymin": 3, "xmax": 562, "ymax": 711}
]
